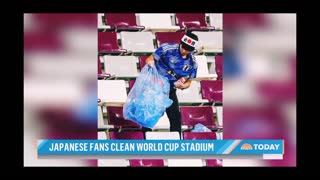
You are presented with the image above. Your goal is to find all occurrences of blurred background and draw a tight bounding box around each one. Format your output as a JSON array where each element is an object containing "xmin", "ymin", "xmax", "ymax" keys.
[
  {"xmin": 23, "ymin": 13, "xmax": 296, "ymax": 167},
  {"xmin": 223, "ymin": 13, "xmax": 296, "ymax": 166},
  {"xmin": 24, "ymin": 13, "xmax": 98, "ymax": 166}
]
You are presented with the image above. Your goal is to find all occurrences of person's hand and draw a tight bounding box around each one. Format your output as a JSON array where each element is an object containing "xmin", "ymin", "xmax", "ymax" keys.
[
  {"xmin": 175, "ymin": 81, "xmax": 191, "ymax": 90},
  {"xmin": 147, "ymin": 60, "xmax": 155, "ymax": 67},
  {"xmin": 175, "ymin": 81, "xmax": 185, "ymax": 89}
]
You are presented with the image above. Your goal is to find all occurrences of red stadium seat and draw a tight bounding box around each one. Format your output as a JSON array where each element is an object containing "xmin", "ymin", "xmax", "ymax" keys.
[
  {"xmin": 107, "ymin": 106, "xmax": 140, "ymax": 128},
  {"xmin": 98, "ymin": 32, "xmax": 127, "ymax": 54},
  {"xmin": 155, "ymin": 32, "xmax": 185, "ymax": 47},
  {"xmin": 104, "ymin": 13, "xmax": 145, "ymax": 32},
  {"xmin": 180, "ymin": 106, "xmax": 220, "ymax": 130},
  {"xmin": 215, "ymin": 56, "xmax": 223, "ymax": 79},
  {"xmin": 175, "ymin": 13, "xmax": 215, "ymax": 31},
  {"xmin": 200, "ymin": 80, "xmax": 223, "ymax": 103}
]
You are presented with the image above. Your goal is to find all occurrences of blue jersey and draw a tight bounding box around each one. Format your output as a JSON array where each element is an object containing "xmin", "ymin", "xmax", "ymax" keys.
[{"xmin": 152, "ymin": 43, "xmax": 198, "ymax": 87}]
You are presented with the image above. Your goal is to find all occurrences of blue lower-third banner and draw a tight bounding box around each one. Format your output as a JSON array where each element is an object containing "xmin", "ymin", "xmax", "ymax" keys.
[{"xmin": 38, "ymin": 140, "xmax": 284, "ymax": 155}]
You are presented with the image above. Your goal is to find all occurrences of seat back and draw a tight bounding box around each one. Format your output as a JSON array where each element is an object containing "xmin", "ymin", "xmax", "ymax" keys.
[
  {"xmin": 194, "ymin": 55, "xmax": 217, "ymax": 79},
  {"xmin": 98, "ymin": 80, "xmax": 127, "ymax": 103},
  {"xmin": 200, "ymin": 80, "xmax": 223, "ymax": 103},
  {"xmin": 176, "ymin": 81, "xmax": 208, "ymax": 103},
  {"xmin": 180, "ymin": 106, "xmax": 216, "ymax": 128},
  {"xmin": 109, "ymin": 131, "xmax": 144, "ymax": 140},
  {"xmin": 183, "ymin": 132, "xmax": 217, "ymax": 140},
  {"xmin": 209, "ymin": 13, "xmax": 223, "ymax": 30},
  {"xmin": 175, "ymin": 13, "xmax": 207, "ymax": 29},
  {"xmin": 138, "ymin": 56, "xmax": 148, "ymax": 70},
  {"xmin": 105, "ymin": 13, "xmax": 138, "ymax": 27},
  {"xmin": 103, "ymin": 55, "xmax": 139, "ymax": 78},
  {"xmin": 120, "ymin": 32, "xmax": 155, "ymax": 53},
  {"xmin": 98, "ymin": 32, "xmax": 123, "ymax": 53},
  {"xmin": 107, "ymin": 106, "xmax": 141, "ymax": 128},
  {"xmin": 215, "ymin": 56, "xmax": 223, "ymax": 79},
  {"xmin": 193, "ymin": 32, "xmax": 223, "ymax": 53},
  {"xmin": 155, "ymin": 32, "xmax": 185, "ymax": 47},
  {"xmin": 137, "ymin": 13, "xmax": 175, "ymax": 28}
]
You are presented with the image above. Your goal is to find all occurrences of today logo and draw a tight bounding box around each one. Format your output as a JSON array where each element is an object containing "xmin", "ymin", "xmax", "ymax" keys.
[
  {"xmin": 240, "ymin": 143, "xmax": 252, "ymax": 150},
  {"xmin": 240, "ymin": 143, "xmax": 280, "ymax": 151}
]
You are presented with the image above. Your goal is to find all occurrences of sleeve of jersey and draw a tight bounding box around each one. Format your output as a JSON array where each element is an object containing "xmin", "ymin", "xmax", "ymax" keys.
[{"xmin": 152, "ymin": 45, "xmax": 164, "ymax": 61}]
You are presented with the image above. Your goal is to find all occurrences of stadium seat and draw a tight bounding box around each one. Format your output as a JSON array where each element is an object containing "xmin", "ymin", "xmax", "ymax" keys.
[
  {"xmin": 155, "ymin": 32, "xmax": 185, "ymax": 47},
  {"xmin": 98, "ymin": 56, "xmax": 103, "ymax": 75},
  {"xmin": 98, "ymin": 80, "xmax": 127, "ymax": 105},
  {"xmin": 97, "ymin": 13, "xmax": 111, "ymax": 30},
  {"xmin": 98, "ymin": 159, "xmax": 129, "ymax": 167},
  {"xmin": 194, "ymin": 55, "xmax": 218, "ymax": 79},
  {"xmin": 98, "ymin": 32, "xmax": 127, "ymax": 54},
  {"xmin": 98, "ymin": 56, "xmax": 111, "ymax": 79},
  {"xmin": 175, "ymin": 13, "xmax": 215, "ymax": 31},
  {"xmin": 129, "ymin": 159, "xmax": 165, "ymax": 167},
  {"xmin": 183, "ymin": 132, "xmax": 217, "ymax": 140},
  {"xmin": 137, "ymin": 13, "xmax": 179, "ymax": 32},
  {"xmin": 120, "ymin": 32, "xmax": 155, "ymax": 54},
  {"xmin": 200, "ymin": 80, "xmax": 223, "ymax": 104},
  {"xmin": 193, "ymin": 31, "xmax": 223, "ymax": 54},
  {"xmin": 209, "ymin": 13, "xmax": 223, "ymax": 30},
  {"xmin": 104, "ymin": 13, "xmax": 145, "ymax": 32},
  {"xmin": 98, "ymin": 131, "xmax": 107, "ymax": 140},
  {"xmin": 128, "ymin": 79, "xmax": 136, "ymax": 92},
  {"xmin": 214, "ymin": 56, "xmax": 223, "ymax": 79},
  {"xmin": 109, "ymin": 131, "xmax": 144, "ymax": 140},
  {"xmin": 206, "ymin": 159, "xmax": 223, "ymax": 167},
  {"xmin": 145, "ymin": 132, "xmax": 180, "ymax": 140},
  {"xmin": 98, "ymin": 106, "xmax": 107, "ymax": 129},
  {"xmin": 180, "ymin": 106, "xmax": 219, "ymax": 130},
  {"xmin": 215, "ymin": 106, "xmax": 223, "ymax": 126},
  {"xmin": 107, "ymin": 106, "xmax": 141, "ymax": 129},
  {"xmin": 103, "ymin": 55, "xmax": 139, "ymax": 78},
  {"xmin": 176, "ymin": 81, "xmax": 209, "ymax": 104},
  {"xmin": 138, "ymin": 56, "xmax": 148, "ymax": 70}
]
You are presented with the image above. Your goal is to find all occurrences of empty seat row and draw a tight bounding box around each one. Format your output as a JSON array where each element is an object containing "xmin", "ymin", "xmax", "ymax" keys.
[
  {"xmin": 98, "ymin": 79, "xmax": 222, "ymax": 105},
  {"xmin": 98, "ymin": 55, "xmax": 222, "ymax": 80},
  {"xmin": 98, "ymin": 31, "xmax": 222, "ymax": 55},
  {"xmin": 127, "ymin": 79, "xmax": 222, "ymax": 104},
  {"xmin": 98, "ymin": 13, "xmax": 221, "ymax": 32},
  {"xmin": 98, "ymin": 105, "xmax": 222, "ymax": 130}
]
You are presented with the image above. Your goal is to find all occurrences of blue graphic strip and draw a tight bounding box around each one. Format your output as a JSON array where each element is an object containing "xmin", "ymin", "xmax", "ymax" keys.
[{"xmin": 37, "ymin": 140, "xmax": 283, "ymax": 155}]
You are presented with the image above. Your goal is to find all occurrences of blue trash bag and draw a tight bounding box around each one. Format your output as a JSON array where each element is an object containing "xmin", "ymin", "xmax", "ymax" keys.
[
  {"xmin": 123, "ymin": 65, "xmax": 173, "ymax": 128},
  {"xmin": 191, "ymin": 123, "xmax": 212, "ymax": 132}
]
